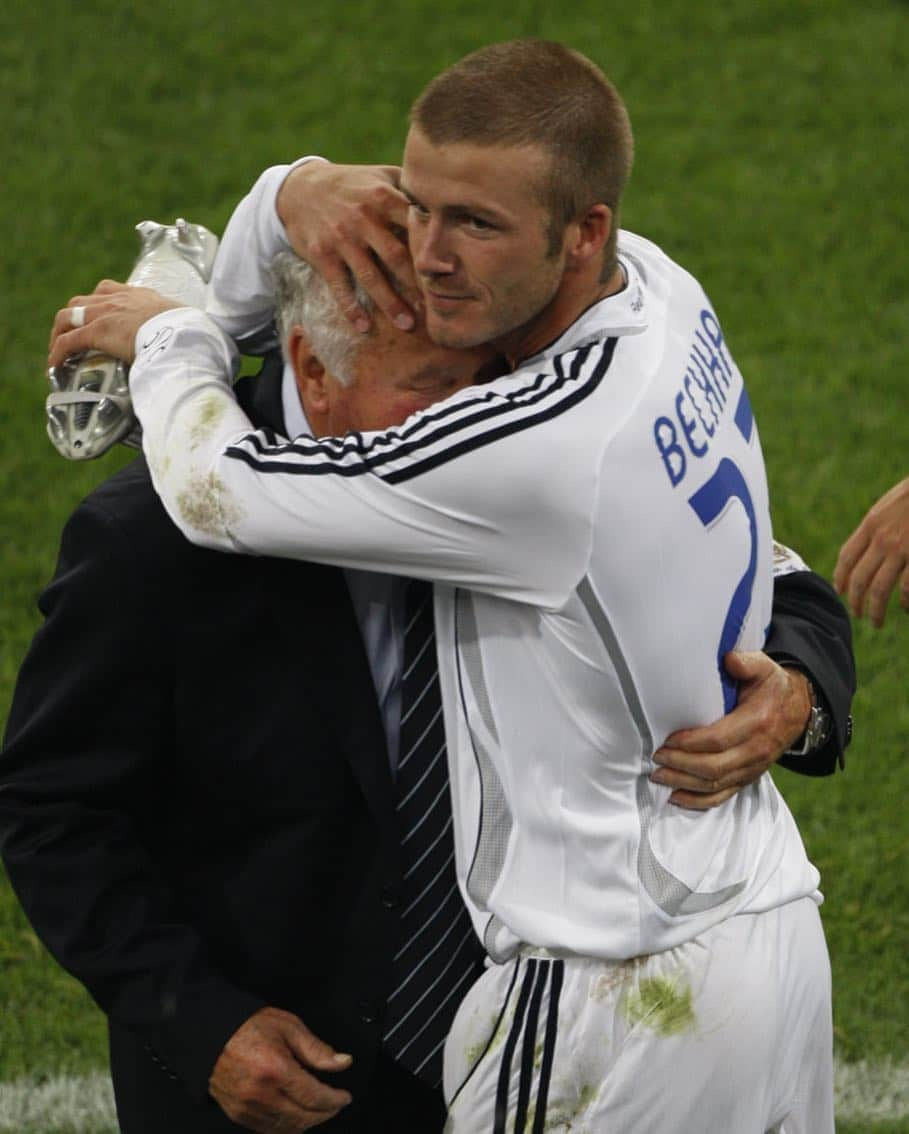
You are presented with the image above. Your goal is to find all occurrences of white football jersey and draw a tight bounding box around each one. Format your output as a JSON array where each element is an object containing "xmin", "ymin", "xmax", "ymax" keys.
[{"xmin": 131, "ymin": 231, "xmax": 820, "ymax": 961}]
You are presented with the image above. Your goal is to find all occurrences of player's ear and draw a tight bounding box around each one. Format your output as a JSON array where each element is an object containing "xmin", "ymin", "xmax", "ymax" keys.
[
  {"xmin": 290, "ymin": 327, "xmax": 329, "ymax": 414},
  {"xmin": 565, "ymin": 204, "xmax": 612, "ymax": 267}
]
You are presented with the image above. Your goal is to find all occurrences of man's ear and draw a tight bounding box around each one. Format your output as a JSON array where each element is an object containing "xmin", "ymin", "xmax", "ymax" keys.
[
  {"xmin": 565, "ymin": 203, "xmax": 612, "ymax": 268},
  {"xmin": 290, "ymin": 327, "xmax": 329, "ymax": 414}
]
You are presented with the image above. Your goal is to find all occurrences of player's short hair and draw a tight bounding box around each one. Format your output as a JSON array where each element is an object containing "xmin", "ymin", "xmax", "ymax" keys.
[
  {"xmin": 272, "ymin": 252, "xmax": 369, "ymax": 386},
  {"xmin": 410, "ymin": 39, "xmax": 634, "ymax": 272}
]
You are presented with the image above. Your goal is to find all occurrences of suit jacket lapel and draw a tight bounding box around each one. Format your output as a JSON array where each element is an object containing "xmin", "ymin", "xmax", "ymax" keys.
[
  {"xmin": 240, "ymin": 353, "xmax": 399, "ymax": 837},
  {"xmin": 262, "ymin": 556, "xmax": 398, "ymax": 839}
]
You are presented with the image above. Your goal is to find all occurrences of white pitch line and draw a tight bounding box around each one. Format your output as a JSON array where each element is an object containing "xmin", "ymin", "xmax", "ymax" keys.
[
  {"xmin": 0, "ymin": 1072, "xmax": 116, "ymax": 1132},
  {"xmin": 0, "ymin": 1059, "xmax": 906, "ymax": 1130},
  {"xmin": 835, "ymin": 1058, "xmax": 909, "ymax": 1122}
]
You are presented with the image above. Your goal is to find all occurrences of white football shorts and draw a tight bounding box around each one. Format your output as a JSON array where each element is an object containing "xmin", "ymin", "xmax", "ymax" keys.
[{"xmin": 444, "ymin": 896, "xmax": 832, "ymax": 1134}]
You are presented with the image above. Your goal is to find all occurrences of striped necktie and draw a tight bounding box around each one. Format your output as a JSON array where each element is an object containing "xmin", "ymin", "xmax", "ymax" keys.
[{"xmin": 382, "ymin": 579, "xmax": 482, "ymax": 1088}]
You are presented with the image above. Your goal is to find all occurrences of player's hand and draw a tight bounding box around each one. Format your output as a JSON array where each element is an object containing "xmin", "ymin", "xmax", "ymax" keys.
[
  {"xmin": 209, "ymin": 1006, "xmax": 352, "ymax": 1132},
  {"xmin": 650, "ymin": 651, "xmax": 812, "ymax": 810},
  {"xmin": 277, "ymin": 160, "xmax": 417, "ymax": 334},
  {"xmin": 834, "ymin": 476, "xmax": 909, "ymax": 627},
  {"xmin": 48, "ymin": 280, "xmax": 181, "ymax": 369}
]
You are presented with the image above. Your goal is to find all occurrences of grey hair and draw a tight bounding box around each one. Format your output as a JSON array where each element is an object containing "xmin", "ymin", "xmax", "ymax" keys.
[{"xmin": 271, "ymin": 251, "xmax": 374, "ymax": 387}]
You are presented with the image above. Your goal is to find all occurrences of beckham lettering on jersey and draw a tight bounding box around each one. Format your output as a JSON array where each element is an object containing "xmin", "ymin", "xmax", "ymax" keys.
[{"xmin": 652, "ymin": 308, "xmax": 736, "ymax": 487}]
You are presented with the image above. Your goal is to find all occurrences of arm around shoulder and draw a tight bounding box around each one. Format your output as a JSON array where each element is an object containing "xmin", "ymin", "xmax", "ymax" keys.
[{"xmin": 765, "ymin": 567, "xmax": 855, "ymax": 775}]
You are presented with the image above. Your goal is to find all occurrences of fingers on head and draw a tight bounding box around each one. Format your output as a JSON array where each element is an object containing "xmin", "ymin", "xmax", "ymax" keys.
[{"xmin": 365, "ymin": 180, "xmax": 405, "ymax": 215}]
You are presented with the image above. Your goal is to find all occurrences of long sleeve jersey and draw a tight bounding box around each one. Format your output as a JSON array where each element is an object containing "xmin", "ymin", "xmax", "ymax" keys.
[{"xmin": 131, "ymin": 229, "xmax": 820, "ymax": 962}]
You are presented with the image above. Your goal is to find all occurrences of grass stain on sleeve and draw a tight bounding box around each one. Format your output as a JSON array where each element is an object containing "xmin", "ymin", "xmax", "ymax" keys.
[
  {"xmin": 176, "ymin": 472, "xmax": 244, "ymax": 538},
  {"xmin": 189, "ymin": 394, "xmax": 228, "ymax": 446}
]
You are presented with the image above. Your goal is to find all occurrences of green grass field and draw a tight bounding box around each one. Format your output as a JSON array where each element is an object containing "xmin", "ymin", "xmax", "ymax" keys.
[{"xmin": 1, "ymin": 0, "xmax": 907, "ymax": 1129}]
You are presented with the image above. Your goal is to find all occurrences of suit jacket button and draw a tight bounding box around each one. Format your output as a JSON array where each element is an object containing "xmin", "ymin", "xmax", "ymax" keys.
[
  {"xmin": 358, "ymin": 1001, "xmax": 377, "ymax": 1024},
  {"xmin": 381, "ymin": 887, "xmax": 400, "ymax": 909}
]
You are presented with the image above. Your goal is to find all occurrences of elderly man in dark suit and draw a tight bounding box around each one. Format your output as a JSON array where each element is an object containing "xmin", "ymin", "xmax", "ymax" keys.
[
  {"xmin": 0, "ymin": 261, "xmax": 492, "ymax": 1131},
  {"xmin": 2, "ymin": 246, "xmax": 853, "ymax": 1132}
]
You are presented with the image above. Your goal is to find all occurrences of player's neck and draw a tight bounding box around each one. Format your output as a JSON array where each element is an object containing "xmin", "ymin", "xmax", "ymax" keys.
[{"xmin": 500, "ymin": 262, "xmax": 626, "ymax": 370}]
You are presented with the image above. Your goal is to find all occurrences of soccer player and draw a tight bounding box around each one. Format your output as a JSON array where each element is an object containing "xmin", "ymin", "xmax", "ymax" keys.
[{"xmin": 49, "ymin": 41, "xmax": 837, "ymax": 1132}]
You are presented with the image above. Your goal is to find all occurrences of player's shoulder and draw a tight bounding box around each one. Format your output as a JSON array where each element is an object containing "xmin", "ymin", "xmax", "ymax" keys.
[
  {"xmin": 616, "ymin": 228, "xmax": 677, "ymax": 277},
  {"xmin": 617, "ymin": 228, "xmax": 666, "ymax": 262},
  {"xmin": 620, "ymin": 229, "xmax": 712, "ymax": 296}
]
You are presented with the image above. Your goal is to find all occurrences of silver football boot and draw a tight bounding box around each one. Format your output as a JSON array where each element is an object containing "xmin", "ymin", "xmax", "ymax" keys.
[{"xmin": 46, "ymin": 218, "xmax": 219, "ymax": 460}]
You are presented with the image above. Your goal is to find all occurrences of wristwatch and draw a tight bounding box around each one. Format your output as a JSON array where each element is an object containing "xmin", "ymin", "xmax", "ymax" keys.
[{"xmin": 785, "ymin": 678, "xmax": 832, "ymax": 757}]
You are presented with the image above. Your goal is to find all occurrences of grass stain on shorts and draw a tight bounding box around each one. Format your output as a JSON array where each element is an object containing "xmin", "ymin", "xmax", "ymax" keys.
[{"xmin": 623, "ymin": 975, "xmax": 695, "ymax": 1036}]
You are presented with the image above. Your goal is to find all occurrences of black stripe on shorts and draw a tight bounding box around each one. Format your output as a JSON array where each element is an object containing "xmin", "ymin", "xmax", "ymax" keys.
[
  {"xmin": 532, "ymin": 960, "xmax": 564, "ymax": 1134},
  {"xmin": 492, "ymin": 958, "xmax": 566, "ymax": 1134},
  {"xmin": 493, "ymin": 959, "xmax": 538, "ymax": 1134}
]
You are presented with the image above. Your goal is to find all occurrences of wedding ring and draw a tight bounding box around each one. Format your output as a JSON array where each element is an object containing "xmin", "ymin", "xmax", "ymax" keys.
[{"xmin": 70, "ymin": 305, "xmax": 86, "ymax": 328}]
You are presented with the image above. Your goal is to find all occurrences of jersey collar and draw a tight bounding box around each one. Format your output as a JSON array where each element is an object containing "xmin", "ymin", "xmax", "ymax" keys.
[{"xmin": 522, "ymin": 234, "xmax": 649, "ymax": 369}]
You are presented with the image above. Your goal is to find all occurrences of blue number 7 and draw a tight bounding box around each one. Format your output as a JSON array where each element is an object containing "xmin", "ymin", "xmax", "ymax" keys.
[{"xmin": 687, "ymin": 392, "xmax": 758, "ymax": 712}]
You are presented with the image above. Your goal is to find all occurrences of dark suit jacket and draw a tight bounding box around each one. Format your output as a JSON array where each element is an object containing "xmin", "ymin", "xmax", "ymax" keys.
[
  {"xmin": 0, "ymin": 357, "xmax": 854, "ymax": 1132},
  {"xmin": 0, "ymin": 362, "xmax": 416, "ymax": 1132},
  {"xmin": 766, "ymin": 568, "xmax": 855, "ymax": 774}
]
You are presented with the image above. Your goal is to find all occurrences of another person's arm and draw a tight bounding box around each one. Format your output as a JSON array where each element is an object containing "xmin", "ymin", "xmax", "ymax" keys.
[{"xmin": 834, "ymin": 475, "xmax": 909, "ymax": 627}]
